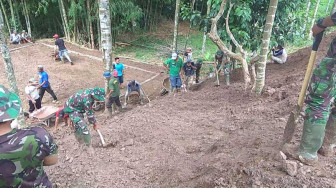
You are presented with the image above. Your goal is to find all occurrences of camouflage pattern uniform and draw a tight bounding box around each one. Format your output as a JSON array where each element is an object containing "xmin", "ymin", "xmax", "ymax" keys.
[
  {"xmin": 0, "ymin": 85, "xmax": 58, "ymax": 187},
  {"xmin": 0, "ymin": 127, "xmax": 58, "ymax": 187},
  {"xmin": 215, "ymin": 50, "xmax": 231, "ymax": 85},
  {"xmin": 298, "ymin": 38, "xmax": 336, "ymax": 160},
  {"xmin": 63, "ymin": 88, "xmax": 105, "ymax": 146}
]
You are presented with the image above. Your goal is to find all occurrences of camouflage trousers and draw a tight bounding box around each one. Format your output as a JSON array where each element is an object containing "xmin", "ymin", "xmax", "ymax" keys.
[
  {"xmin": 68, "ymin": 111, "xmax": 91, "ymax": 146},
  {"xmin": 305, "ymin": 58, "xmax": 336, "ymax": 124}
]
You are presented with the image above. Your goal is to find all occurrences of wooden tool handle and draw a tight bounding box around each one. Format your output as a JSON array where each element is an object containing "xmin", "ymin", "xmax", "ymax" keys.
[{"xmin": 297, "ymin": 32, "xmax": 324, "ymax": 107}]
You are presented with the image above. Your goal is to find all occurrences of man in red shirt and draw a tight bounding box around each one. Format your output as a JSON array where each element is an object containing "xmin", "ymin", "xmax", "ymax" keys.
[{"xmin": 54, "ymin": 106, "xmax": 72, "ymax": 131}]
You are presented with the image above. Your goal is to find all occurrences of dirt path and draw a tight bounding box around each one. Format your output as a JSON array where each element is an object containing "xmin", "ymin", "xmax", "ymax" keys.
[{"xmin": 2, "ymin": 32, "xmax": 336, "ymax": 187}]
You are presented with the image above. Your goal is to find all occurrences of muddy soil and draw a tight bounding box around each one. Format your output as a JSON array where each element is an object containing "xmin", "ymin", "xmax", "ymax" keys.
[{"xmin": 2, "ymin": 32, "xmax": 336, "ymax": 187}]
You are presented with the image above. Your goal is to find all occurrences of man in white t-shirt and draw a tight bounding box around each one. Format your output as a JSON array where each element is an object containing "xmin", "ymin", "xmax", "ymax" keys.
[
  {"xmin": 25, "ymin": 78, "xmax": 42, "ymax": 113},
  {"xmin": 271, "ymin": 44, "xmax": 287, "ymax": 64}
]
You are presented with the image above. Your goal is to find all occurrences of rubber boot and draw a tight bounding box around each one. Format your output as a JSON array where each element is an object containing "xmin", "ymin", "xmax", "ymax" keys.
[
  {"xmin": 297, "ymin": 120, "xmax": 326, "ymax": 165},
  {"xmin": 318, "ymin": 115, "xmax": 336, "ymax": 157},
  {"xmin": 225, "ymin": 74, "xmax": 230, "ymax": 85},
  {"xmin": 107, "ymin": 107, "xmax": 112, "ymax": 117}
]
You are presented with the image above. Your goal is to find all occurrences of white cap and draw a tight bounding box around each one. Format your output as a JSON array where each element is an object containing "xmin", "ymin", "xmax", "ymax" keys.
[
  {"xmin": 171, "ymin": 53, "xmax": 177, "ymax": 60},
  {"xmin": 37, "ymin": 65, "xmax": 43, "ymax": 69},
  {"xmin": 29, "ymin": 78, "xmax": 36, "ymax": 83}
]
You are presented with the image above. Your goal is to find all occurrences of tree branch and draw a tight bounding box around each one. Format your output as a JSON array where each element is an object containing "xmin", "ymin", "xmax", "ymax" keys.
[
  {"xmin": 225, "ymin": 2, "xmax": 246, "ymax": 56},
  {"xmin": 208, "ymin": 0, "xmax": 242, "ymax": 60}
]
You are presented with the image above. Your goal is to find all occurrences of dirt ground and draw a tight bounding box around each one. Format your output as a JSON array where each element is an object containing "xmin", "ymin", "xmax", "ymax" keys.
[
  {"xmin": 2, "ymin": 32, "xmax": 336, "ymax": 187},
  {"xmin": 0, "ymin": 41, "xmax": 165, "ymax": 111}
]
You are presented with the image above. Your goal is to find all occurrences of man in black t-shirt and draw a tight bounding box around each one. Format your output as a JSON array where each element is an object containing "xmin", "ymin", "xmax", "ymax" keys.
[
  {"xmin": 53, "ymin": 34, "xmax": 73, "ymax": 65},
  {"xmin": 183, "ymin": 59, "xmax": 197, "ymax": 90}
]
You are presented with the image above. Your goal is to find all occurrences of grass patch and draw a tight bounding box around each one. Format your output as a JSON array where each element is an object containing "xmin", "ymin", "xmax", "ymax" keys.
[{"xmin": 114, "ymin": 31, "xmax": 219, "ymax": 63}]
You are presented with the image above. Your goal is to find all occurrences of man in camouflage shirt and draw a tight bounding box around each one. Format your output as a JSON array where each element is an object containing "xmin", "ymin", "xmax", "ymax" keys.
[
  {"xmin": 283, "ymin": 12, "xmax": 336, "ymax": 165},
  {"xmin": 63, "ymin": 87, "xmax": 105, "ymax": 146},
  {"xmin": 0, "ymin": 85, "xmax": 58, "ymax": 187},
  {"xmin": 214, "ymin": 50, "xmax": 231, "ymax": 85}
]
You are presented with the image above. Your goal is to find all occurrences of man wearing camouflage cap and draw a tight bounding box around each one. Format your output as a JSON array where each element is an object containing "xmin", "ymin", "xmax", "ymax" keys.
[
  {"xmin": 63, "ymin": 87, "xmax": 105, "ymax": 146},
  {"xmin": 0, "ymin": 85, "xmax": 58, "ymax": 187},
  {"xmin": 215, "ymin": 50, "xmax": 231, "ymax": 85}
]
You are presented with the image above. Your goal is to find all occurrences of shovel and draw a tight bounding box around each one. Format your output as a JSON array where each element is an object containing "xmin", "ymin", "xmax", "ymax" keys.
[
  {"xmin": 282, "ymin": 31, "xmax": 324, "ymax": 145},
  {"xmin": 96, "ymin": 129, "xmax": 117, "ymax": 148}
]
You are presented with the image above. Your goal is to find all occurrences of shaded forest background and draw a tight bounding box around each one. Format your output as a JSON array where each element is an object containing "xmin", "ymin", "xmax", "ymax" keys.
[{"xmin": 0, "ymin": 0, "xmax": 334, "ymax": 58}]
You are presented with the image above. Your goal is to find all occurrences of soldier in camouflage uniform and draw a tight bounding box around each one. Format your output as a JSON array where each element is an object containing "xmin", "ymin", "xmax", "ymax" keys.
[
  {"xmin": 215, "ymin": 50, "xmax": 231, "ymax": 85},
  {"xmin": 0, "ymin": 85, "xmax": 58, "ymax": 187},
  {"xmin": 293, "ymin": 13, "xmax": 336, "ymax": 165},
  {"xmin": 63, "ymin": 87, "xmax": 105, "ymax": 146}
]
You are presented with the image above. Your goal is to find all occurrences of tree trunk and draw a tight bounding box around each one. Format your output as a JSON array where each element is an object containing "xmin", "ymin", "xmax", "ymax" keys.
[
  {"xmin": 0, "ymin": 9, "xmax": 26, "ymax": 128},
  {"xmin": 0, "ymin": 0, "xmax": 11, "ymax": 34},
  {"xmin": 254, "ymin": 0, "xmax": 278, "ymax": 94},
  {"xmin": 22, "ymin": 0, "xmax": 31, "ymax": 37},
  {"xmin": 87, "ymin": 0, "xmax": 95, "ymax": 49},
  {"xmin": 8, "ymin": 0, "xmax": 16, "ymax": 30},
  {"xmin": 58, "ymin": 0, "xmax": 67, "ymax": 38},
  {"xmin": 326, "ymin": 0, "xmax": 332, "ymax": 12},
  {"xmin": 99, "ymin": 0, "xmax": 113, "ymax": 113},
  {"xmin": 183, "ymin": 0, "xmax": 196, "ymax": 60},
  {"xmin": 172, "ymin": 0, "xmax": 181, "ymax": 53},
  {"xmin": 303, "ymin": 0, "xmax": 311, "ymax": 35},
  {"xmin": 201, "ymin": 1, "xmax": 211, "ymax": 57},
  {"xmin": 332, "ymin": 0, "xmax": 336, "ymax": 14},
  {"xmin": 308, "ymin": 0, "xmax": 320, "ymax": 40},
  {"xmin": 208, "ymin": 0, "xmax": 250, "ymax": 88},
  {"xmin": 60, "ymin": 0, "xmax": 70, "ymax": 39}
]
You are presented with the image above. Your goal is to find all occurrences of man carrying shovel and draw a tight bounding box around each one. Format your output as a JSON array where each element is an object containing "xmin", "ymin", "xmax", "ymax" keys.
[
  {"xmin": 63, "ymin": 87, "xmax": 105, "ymax": 147},
  {"xmin": 284, "ymin": 13, "xmax": 336, "ymax": 165}
]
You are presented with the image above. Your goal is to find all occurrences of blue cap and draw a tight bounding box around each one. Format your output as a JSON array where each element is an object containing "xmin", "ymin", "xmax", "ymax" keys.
[{"xmin": 103, "ymin": 72, "xmax": 111, "ymax": 78}]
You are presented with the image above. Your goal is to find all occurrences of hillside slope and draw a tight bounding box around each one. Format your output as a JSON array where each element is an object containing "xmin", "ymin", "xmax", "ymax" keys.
[{"xmin": 47, "ymin": 32, "xmax": 336, "ymax": 187}]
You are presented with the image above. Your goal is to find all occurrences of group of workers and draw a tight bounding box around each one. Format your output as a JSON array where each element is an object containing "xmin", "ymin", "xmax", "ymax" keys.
[
  {"xmin": 4, "ymin": 9, "xmax": 336, "ymax": 186},
  {"xmin": 163, "ymin": 48, "xmax": 204, "ymax": 92}
]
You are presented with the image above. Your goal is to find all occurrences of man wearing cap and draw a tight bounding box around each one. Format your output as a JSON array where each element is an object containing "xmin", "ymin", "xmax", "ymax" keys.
[
  {"xmin": 25, "ymin": 78, "xmax": 41, "ymax": 113},
  {"xmin": 215, "ymin": 50, "xmax": 231, "ymax": 85},
  {"xmin": 63, "ymin": 87, "xmax": 105, "ymax": 146},
  {"xmin": 183, "ymin": 59, "xmax": 197, "ymax": 90},
  {"xmin": 21, "ymin": 30, "xmax": 31, "ymax": 43},
  {"xmin": 53, "ymin": 34, "xmax": 73, "ymax": 65},
  {"xmin": 37, "ymin": 65, "xmax": 59, "ymax": 103},
  {"xmin": 195, "ymin": 59, "xmax": 203, "ymax": 83},
  {"xmin": 163, "ymin": 53, "xmax": 184, "ymax": 92},
  {"xmin": 124, "ymin": 80, "xmax": 144, "ymax": 107},
  {"xmin": 0, "ymin": 85, "xmax": 58, "ymax": 187},
  {"xmin": 104, "ymin": 71, "xmax": 122, "ymax": 117}
]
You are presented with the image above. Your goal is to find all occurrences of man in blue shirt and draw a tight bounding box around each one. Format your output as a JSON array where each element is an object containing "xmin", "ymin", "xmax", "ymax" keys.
[
  {"xmin": 124, "ymin": 80, "xmax": 144, "ymax": 107},
  {"xmin": 114, "ymin": 57, "xmax": 125, "ymax": 88},
  {"xmin": 37, "ymin": 65, "xmax": 58, "ymax": 103}
]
